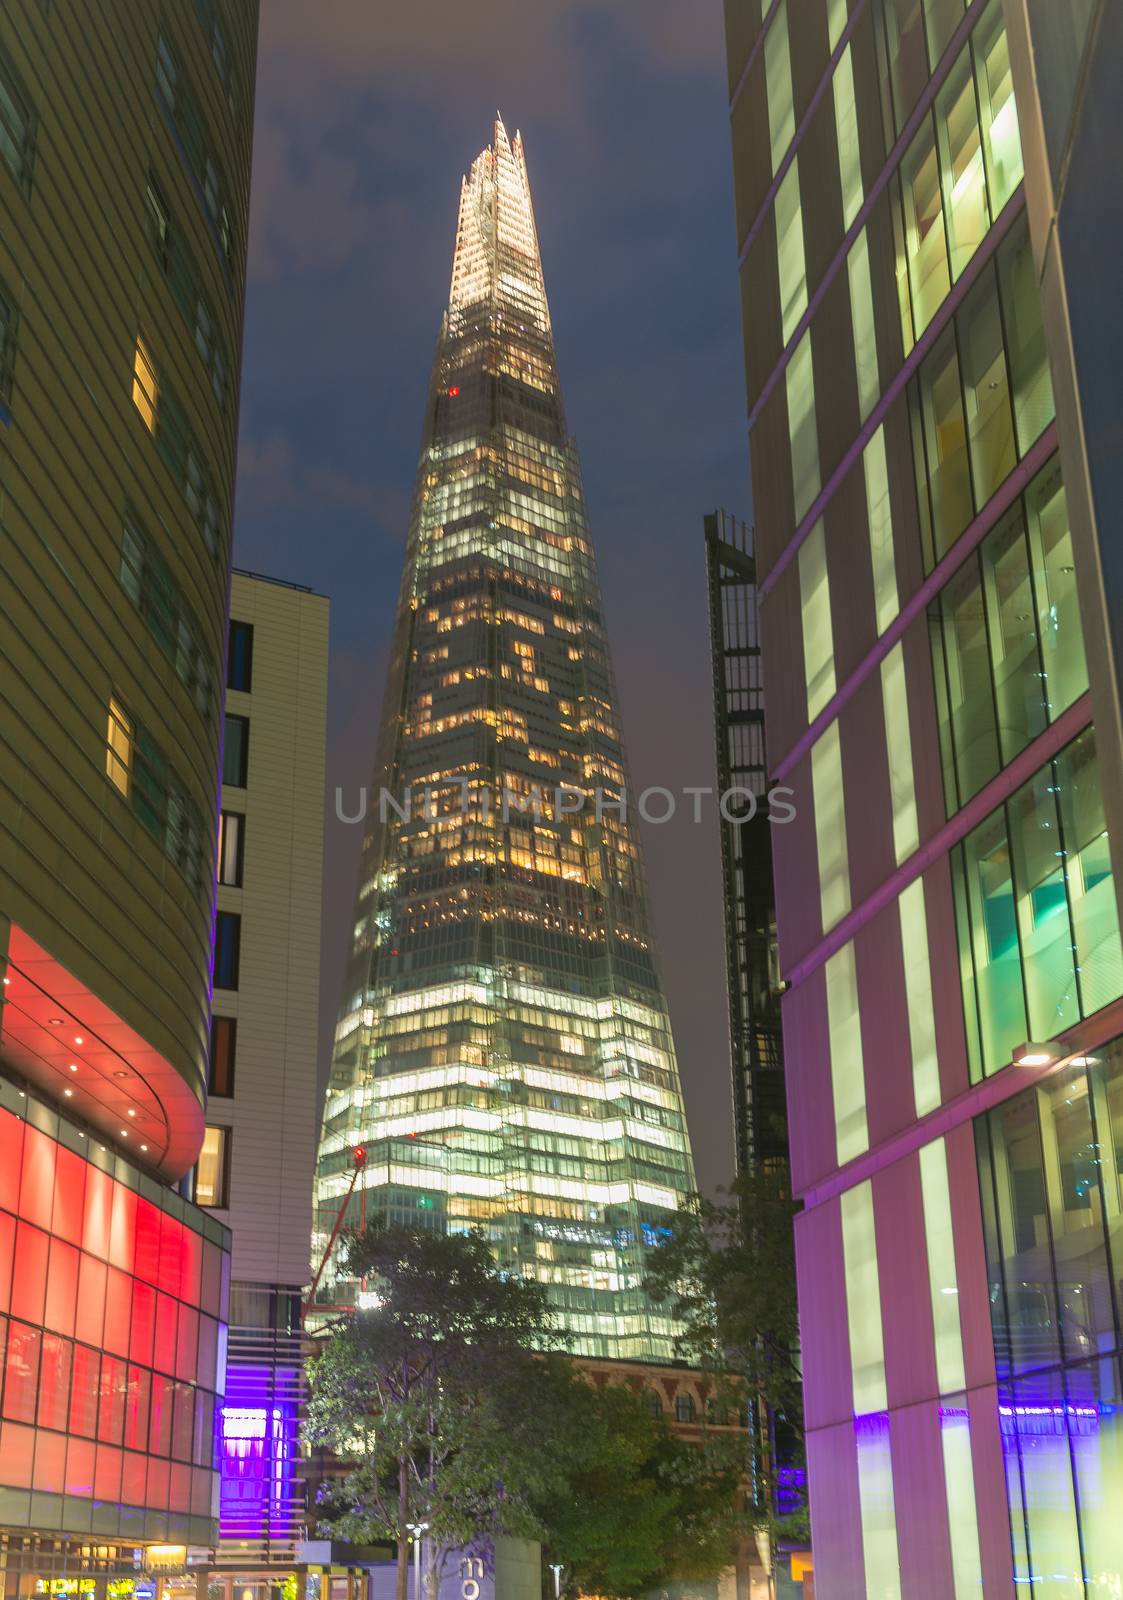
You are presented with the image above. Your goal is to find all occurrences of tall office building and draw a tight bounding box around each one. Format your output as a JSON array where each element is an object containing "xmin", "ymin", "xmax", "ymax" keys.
[
  {"xmin": 204, "ymin": 573, "xmax": 329, "ymax": 1560},
  {"xmin": 0, "ymin": 0, "xmax": 257, "ymax": 1583},
  {"xmin": 314, "ymin": 118, "xmax": 695, "ymax": 1362},
  {"xmin": 724, "ymin": 0, "xmax": 1123, "ymax": 1592}
]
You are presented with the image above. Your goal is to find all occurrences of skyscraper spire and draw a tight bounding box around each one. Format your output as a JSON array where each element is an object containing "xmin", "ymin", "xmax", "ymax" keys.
[{"xmin": 314, "ymin": 122, "xmax": 695, "ymax": 1362}]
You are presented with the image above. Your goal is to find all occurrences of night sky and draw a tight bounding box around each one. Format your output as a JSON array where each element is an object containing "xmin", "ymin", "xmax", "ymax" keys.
[{"xmin": 232, "ymin": 2, "xmax": 751, "ymax": 1196}]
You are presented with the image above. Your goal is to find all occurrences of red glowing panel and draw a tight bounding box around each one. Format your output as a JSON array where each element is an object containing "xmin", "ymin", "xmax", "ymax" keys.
[
  {"xmin": 170, "ymin": 1460, "xmax": 192, "ymax": 1513},
  {"xmin": 146, "ymin": 1454, "xmax": 170, "ymax": 1511},
  {"xmin": 135, "ymin": 1197, "xmax": 162, "ymax": 1285},
  {"xmin": 97, "ymin": 1353, "xmax": 125, "ymax": 1444},
  {"xmin": 180, "ymin": 1226, "xmax": 202, "ymax": 1305},
  {"xmin": 19, "ymin": 1126, "xmax": 56, "ymax": 1232},
  {"xmin": 158, "ymin": 1209, "xmax": 187, "ymax": 1297},
  {"xmin": 149, "ymin": 1372, "xmax": 173, "ymax": 1457},
  {"xmin": 44, "ymin": 1238, "xmax": 79, "ymax": 1337},
  {"xmin": 70, "ymin": 1343, "xmax": 100, "ymax": 1437},
  {"xmin": 0, "ymin": 1210, "xmax": 14, "ymax": 1315},
  {"xmin": 129, "ymin": 1277, "xmax": 157, "ymax": 1367},
  {"xmin": 124, "ymin": 1364, "xmax": 151, "ymax": 1452},
  {"xmin": 74, "ymin": 1252, "xmax": 106, "ymax": 1348},
  {"xmin": 94, "ymin": 1442, "xmax": 122, "ymax": 1500},
  {"xmin": 122, "ymin": 1448, "xmax": 148, "ymax": 1508},
  {"xmin": 37, "ymin": 1331, "xmax": 72, "ymax": 1432},
  {"xmin": 175, "ymin": 1305, "xmax": 198, "ymax": 1381},
  {"xmin": 3, "ymin": 1322, "xmax": 41, "ymax": 1422},
  {"xmin": 82, "ymin": 1166, "xmax": 112, "ymax": 1261},
  {"xmin": 0, "ymin": 1109, "xmax": 23, "ymax": 1213},
  {"xmin": 0, "ymin": 1421, "xmax": 34, "ymax": 1487},
  {"xmin": 65, "ymin": 1435, "xmax": 96, "ymax": 1497},
  {"xmin": 109, "ymin": 1181, "xmax": 137, "ymax": 1274},
  {"xmin": 153, "ymin": 1292, "xmax": 178, "ymax": 1374},
  {"xmin": 102, "ymin": 1266, "xmax": 132, "ymax": 1357},
  {"xmin": 52, "ymin": 1145, "xmax": 87, "ymax": 1246},
  {"xmin": 11, "ymin": 1221, "xmax": 49, "ymax": 1324},
  {"xmin": 32, "ymin": 1426, "xmax": 66, "ymax": 1493}
]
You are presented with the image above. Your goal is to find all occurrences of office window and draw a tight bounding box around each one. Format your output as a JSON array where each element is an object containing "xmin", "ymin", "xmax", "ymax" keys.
[
  {"xmin": 959, "ymin": 271, "xmax": 1015, "ymax": 507},
  {"xmin": 764, "ymin": 0, "xmax": 795, "ymax": 174},
  {"xmin": 899, "ymin": 879, "xmax": 939, "ymax": 1116},
  {"xmin": 1056, "ymin": 730, "xmax": 1123, "ymax": 1016},
  {"xmin": 827, "ymin": 942, "xmax": 867, "ymax": 1164},
  {"xmin": 224, "ymin": 714, "xmax": 249, "ymax": 787},
  {"xmin": 144, "ymin": 176, "xmax": 170, "ymax": 265},
  {"xmin": 918, "ymin": 1138, "xmax": 965, "ymax": 1394},
  {"xmin": 880, "ymin": 0, "xmax": 929, "ymax": 131},
  {"xmin": 0, "ymin": 46, "xmax": 35, "ymax": 190},
  {"xmin": 980, "ymin": 507, "xmax": 1044, "ymax": 763},
  {"xmin": 827, "ymin": 0, "xmax": 847, "ymax": 48},
  {"xmin": 997, "ymin": 218, "xmax": 1054, "ymax": 455},
  {"xmin": 848, "ymin": 231, "xmax": 878, "ymax": 422},
  {"xmin": 213, "ymin": 911, "xmax": 241, "ymax": 990},
  {"xmin": 812, "ymin": 721, "xmax": 850, "ymax": 931},
  {"xmin": 900, "ymin": 117, "xmax": 949, "ymax": 337},
  {"xmin": 674, "ymin": 1391, "xmax": 696, "ymax": 1424},
  {"xmin": 881, "ymin": 643, "xmax": 918, "ymax": 864},
  {"xmin": 208, "ymin": 1016, "xmax": 236, "ymax": 1098},
  {"xmin": 193, "ymin": 1127, "xmax": 230, "ymax": 1209},
  {"xmin": 155, "ymin": 33, "xmax": 177, "ymax": 106},
  {"xmin": 841, "ymin": 1180, "xmax": 886, "ymax": 1412},
  {"xmin": 916, "ymin": 324, "xmax": 971, "ymax": 562},
  {"xmin": 132, "ymin": 336, "xmax": 158, "ymax": 433},
  {"xmin": 1027, "ymin": 464, "xmax": 1084, "ymax": 716},
  {"xmin": 106, "ymin": 699, "xmax": 133, "ymax": 796},
  {"xmin": 833, "ymin": 44, "xmax": 863, "ymax": 229},
  {"xmin": 925, "ymin": 0, "xmax": 964, "ymax": 62},
  {"xmin": 120, "ymin": 509, "xmax": 214, "ymax": 719},
  {"xmin": 864, "ymin": 427, "xmax": 898, "ymax": 634},
  {"xmin": 217, "ymin": 810, "xmax": 244, "ymax": 887},
  {"xmin": 786, "ymin": 331, "xmax": 820, "ymax": 524},
  {"xmin": 228, "ymin": 621, "xmax": 254, "ymax": 692},
  {"xmin": 799, "ymin": 519, "xmax": 834, "ymax": 720},
  {"xmin": 775, "ymin": 160, "xmax": 807, "ymax": 345},
  {"xmin": 972, "ymin": 0, "xmax": 1022, "ymax": 214},
  {"xmin": 936, "ymin": 53, "xmax": 988, "ymax": 281}
]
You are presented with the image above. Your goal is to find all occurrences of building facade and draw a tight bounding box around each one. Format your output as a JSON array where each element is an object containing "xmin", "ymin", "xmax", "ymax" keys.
[
  {"xmin": 724, "ymin": 0, "xmax": 1123, "ymax": 1592},
  {"xmin": 0, "ymin": 0, "xmax": 257, "ymax": 1581},
  {"xmin": 314, "ymin": 118, "xmax": 696, "ymax": 1362},
  {"xmin": 202, "ymin": 573, "xmax": 329, "ymax": 1558}
]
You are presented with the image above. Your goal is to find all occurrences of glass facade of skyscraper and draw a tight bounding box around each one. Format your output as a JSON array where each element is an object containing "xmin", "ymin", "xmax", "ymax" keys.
[
  {"xmin": 314, "ymin": 120, "xmax": 695, "ymax": 1362},
  {"xmin": 724, "ymin": 0, "xmax": 1123, "ymax": 1590}
]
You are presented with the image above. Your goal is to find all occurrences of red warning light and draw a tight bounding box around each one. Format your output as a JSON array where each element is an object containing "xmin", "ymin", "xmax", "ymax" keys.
[
  {"xmin": 447, "ymin": 386, "xmax": 460, "ymax": 397},
  {"xmin": 353, "ymin": 1145, "xmax": 367, "ymax": 1167}
]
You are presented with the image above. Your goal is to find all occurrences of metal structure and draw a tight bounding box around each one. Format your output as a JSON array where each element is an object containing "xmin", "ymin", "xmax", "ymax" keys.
[{"xmin": 704, "ymin": 510, "xmax": 785, "ymax": 1173}]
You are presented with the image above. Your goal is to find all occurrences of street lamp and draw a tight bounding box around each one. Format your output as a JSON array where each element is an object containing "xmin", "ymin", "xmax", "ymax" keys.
[
  {"xmin": 549, "ymin": 1564, "xmax": 565, "ymax": 1600},
  {"xmin": 407, "ymin": 1522, "xmax": 429, "ymax": 1600}
]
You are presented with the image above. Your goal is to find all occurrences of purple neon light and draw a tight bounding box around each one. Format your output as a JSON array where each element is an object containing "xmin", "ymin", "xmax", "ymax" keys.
[
  {"xmin": 219, "ymin": 1364, "xmax": 298, "ymax": 1539},
  {"xmin": 771, "ymin": 422, "xmax": 1060, "ymax": 783}
]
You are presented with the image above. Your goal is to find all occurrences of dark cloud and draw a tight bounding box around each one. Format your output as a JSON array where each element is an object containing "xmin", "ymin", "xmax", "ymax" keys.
[{"xmin": 235, "ymin": 0, "xmax": 747, "ymax": 1195}]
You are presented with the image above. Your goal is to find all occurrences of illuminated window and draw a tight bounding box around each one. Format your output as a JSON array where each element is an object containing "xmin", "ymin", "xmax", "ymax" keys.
[
  {"xmin": 213, "ymin": 911, "xmax": 241, "ymax": 990},
  {"xmin": 918, "ymin": 1138, "xmax": 964, "ymax": 1393},
  {"xmin": 848, "ymin": 231, "xmax": 878, "ymax": 422},
  {"xmin": 0, "ymin": 44, "xmax": 35, "ymax": 190},
  {"xmin": 880, "ymin": 0, "xmax": 928, "ymax": 130},
  {"xmin": 900, "ymin": 118, "xmax": 949, "ymax": 337},
  {"xmin": 775, "ymin": 159, "xmax": 806, "ymax": 344},
  {"xmin": 864, "ymin": 427, "xmax": 898, "ymax": 634},
  {"xmin": 786, "ymin": 331, "xmax": 820, "ymax": 523},
  {"xmin": 132, "ymin": 336, "xmax": 159, "ymax": 432},
  {"xmin": 194, "ymin": 1126, "xmax": 230, "ymax": 1208},
  {"xmin": 812, "ymin": 721, "xmax": 849, "ymax": 931},
  {"xmin": 826, "ymin": 942, "xmax": 867, "ymax": 1163},
  {"xmin": 936, "ymin": 53, "xmax": 988, "ymax": 281},
  {"xmin": 880, "ymin": 643, "xmax": 918, "ymax": 865},
  {"xmin": 827, "ymin": 0, "xmax": 848, "ymax": 49},
  {"xmin": 833, "ymin": 44, "xmax": 863, "ymax": 229},
  {"xmin": 899, "ymin": 879, "xmax": 939, "ymax": 1116},
  {"xmin": 217, "ymin": 810, "xmax": 244, "ymax": 887},
  {"xmin": 973, "ymin": 0, "xmax": 1022, "ymax": 214},
  {"xmin": 224, "ymin": 713, "xmax": 249, "ymax": 787},
  {"xmin": 764, "ymin": 0, "xmax": 795, "ymax": 174},
  {"xmin": 841, "ymin": 1180, "xmax": 885, "ymax": 1412},
  {"xmin": 106, "ymin": 698, "xmax": 133, "ymax": 795},
  {"xmin": 228, "ymin": 621, "xmax": 253, "ymax": 692},
  {"xmin": 208, "ymin": 1015, "xmax": 236, "ymax": 1098},
  {"xmin": 799, "ymin": 519, "xmax": 834, "ymax": 720}
]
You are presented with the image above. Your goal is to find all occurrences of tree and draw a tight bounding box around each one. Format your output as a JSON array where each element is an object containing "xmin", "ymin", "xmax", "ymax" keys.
[
  {"xmin": 645, "ymin": 1166, "xmax": 807, "ymax": 1547},
  {"xmin": 539, "ymin": 1380, "xmax": 745, "ymax": 1599},
  {"xmin": 304, "ymin": 1224, "xmax": 568, "ymax": 1600}
]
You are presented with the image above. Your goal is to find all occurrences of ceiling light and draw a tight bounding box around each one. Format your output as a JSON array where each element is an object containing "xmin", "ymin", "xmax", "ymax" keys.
[
  {"xmin": 2, "ymin": 977, "xmax": 9, "ymax": 986},
  {"xmin": 127, "ymin": 1108, "xmax": 136, "ymax": 1117},
  {"xmin": 64, "ymin": 1089, "xmax": 73, "ymax": 1098},
  {"xmin": 120, "ymin": 1130, "xmax": 128, "ymax": 1138},
  {"xmin": 140, "ymin": 1144, "xmax": 148, "ymax": 1152},
  {"xmin": 1013, "ymin": 1042, "xmax": 1058, "ymax": 1068},
  {"xmin": 49, "ymin": 1017, "xmax": 64, "ymax": 1026},
  {"xmin": 69, "ymin": 1063, "xmax": 78, "ymax": 1072},
  {"xmin": 74, "ymin": 1035, "xmax": 84, "ymax": 1045}
]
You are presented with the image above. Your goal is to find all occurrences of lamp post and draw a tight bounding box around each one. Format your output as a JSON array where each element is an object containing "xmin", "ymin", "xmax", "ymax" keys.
[
  {"xmin": 407, "ymin": 1521, "xmax": 429, "ymax": 1600},
  {"xmin": 549, "ymin": 1564, "xmax": 564, "ymax": 1600}
]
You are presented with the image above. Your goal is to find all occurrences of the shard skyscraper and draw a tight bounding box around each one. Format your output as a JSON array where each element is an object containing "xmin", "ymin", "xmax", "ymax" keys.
[{"xmin": 314, "ymin": 119, "xmax": 695, "ymax": 1361}]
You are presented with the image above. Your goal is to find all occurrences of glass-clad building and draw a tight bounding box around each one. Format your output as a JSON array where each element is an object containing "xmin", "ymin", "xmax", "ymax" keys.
[
  {"xmin": 313, "ymin": 119, "xmax": 695, "ymax": 1361},
  {"xmin": 722, "ymin": 0, "xmax": 1123, "ymax": 1591}
]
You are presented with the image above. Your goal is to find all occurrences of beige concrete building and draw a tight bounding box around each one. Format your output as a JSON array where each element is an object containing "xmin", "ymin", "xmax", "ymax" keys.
[{"xmin": 199, "ymin": 568, "xmax": 329, "ymax": 1556}]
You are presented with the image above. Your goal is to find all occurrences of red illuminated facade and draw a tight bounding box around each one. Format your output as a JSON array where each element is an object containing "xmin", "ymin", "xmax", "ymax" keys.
[{"xmin": 0, "ymin": 1076, "xmax": 229, "ymax": 1546}]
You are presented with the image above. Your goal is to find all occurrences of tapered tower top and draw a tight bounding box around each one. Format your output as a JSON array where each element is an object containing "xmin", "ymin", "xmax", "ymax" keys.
[{"xmin": 448, "ymin": 114, "xmax": 551, "ymax": 334}]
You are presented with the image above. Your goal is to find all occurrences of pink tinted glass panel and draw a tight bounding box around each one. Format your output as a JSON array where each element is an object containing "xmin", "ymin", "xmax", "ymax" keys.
[
  {"xmin": 11, "ymin": 1221, "xmax": 49, "ymax": 1324},
  {"xmin": 44, "ymin": 1238, "xmax": 79, "ymax": 1337},
  {"xmin": 74, "ymin": 1252, "xmax": 107, "ymax": 1347},
  {"xmin": 0, "ymin": 1111, "xmax": 23, "ymax": 1213},
  {"xmin": 18, "ymin": 1126, "xmax": 55, "ymax": 1232},
  {"xmin": 52, "ymin": 1146, "xmax": 87, "ymax": 1245}
]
